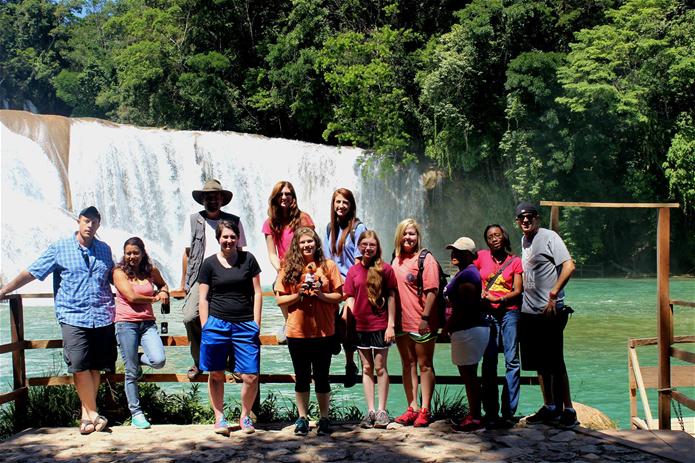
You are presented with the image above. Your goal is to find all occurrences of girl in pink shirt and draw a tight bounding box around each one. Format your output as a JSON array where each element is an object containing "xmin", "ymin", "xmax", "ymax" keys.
[
  {"xmin": 391, "ymin": 218, "xmax": 440, "ymax": 427},
  {"xmin": 113, "ymin": 237, "xmax": 169, "ymax": 429},
  {"xmin": 344, "ymin": 230, "xmax": 397, "ymax": 428},
  {"xmin": 262, "ymin": 181, "xmax": 315, "ymax": 271}
]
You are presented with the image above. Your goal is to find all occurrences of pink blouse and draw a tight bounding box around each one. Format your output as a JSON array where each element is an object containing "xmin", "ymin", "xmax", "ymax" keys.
[{"xmin": 115, "ymin": 279, "xmax": 156, "ymax": 322}]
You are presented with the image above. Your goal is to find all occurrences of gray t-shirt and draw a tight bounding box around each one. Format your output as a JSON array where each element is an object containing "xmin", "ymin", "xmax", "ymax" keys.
[{"xmin": 521, "ymin": 228, "xmax": 571, "ymax": 314}]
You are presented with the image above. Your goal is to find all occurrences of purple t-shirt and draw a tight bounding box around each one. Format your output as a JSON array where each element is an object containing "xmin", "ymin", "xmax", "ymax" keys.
[{"xmin": 444, "ymin": 264, "xmax": 486, "ymax": 330}]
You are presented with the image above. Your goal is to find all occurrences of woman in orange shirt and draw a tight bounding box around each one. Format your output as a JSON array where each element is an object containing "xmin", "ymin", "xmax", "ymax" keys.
[{"xmin": 275, "ymin": 227, "xmax": 343, "ymax": 436}]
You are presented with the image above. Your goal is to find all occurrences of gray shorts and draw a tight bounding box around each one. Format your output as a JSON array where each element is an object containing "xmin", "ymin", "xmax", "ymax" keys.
[{"xmin": 61, "ymin": 323, "xmax": 117, "ymax": 373}]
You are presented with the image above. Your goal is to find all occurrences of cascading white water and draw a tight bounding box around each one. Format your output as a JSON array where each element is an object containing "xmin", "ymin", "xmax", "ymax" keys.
[{"xmin": 1, "ymin": 116, "xmax": 425, "ymax": 290}]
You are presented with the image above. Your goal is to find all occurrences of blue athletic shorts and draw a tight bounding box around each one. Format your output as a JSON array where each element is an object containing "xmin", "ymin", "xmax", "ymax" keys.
[{"xmin": 200, "ymin": 316, "xmax": 260, "ymax": 374}]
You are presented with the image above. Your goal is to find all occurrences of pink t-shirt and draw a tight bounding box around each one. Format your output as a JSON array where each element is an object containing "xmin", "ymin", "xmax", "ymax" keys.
[
  {"xmin": 344, "ymin": 261, "xmax": 397, "ymax": 332},
  {"xmin": 392, "ymin": 252, "xmax": 439, "ymax": 333},
  {"xmin": 474, "ymin": 249, "xmax": 522, "ymax": 311},
  {"xmin": 262, "ymin": 212, "xmax": 315, "ymax": 260},
  {"xmin": 115, "ymin": 279, "xmax": 155, "ymax": 322}
]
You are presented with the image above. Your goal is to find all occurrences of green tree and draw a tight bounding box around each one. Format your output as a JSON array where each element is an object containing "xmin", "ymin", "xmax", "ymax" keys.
[
  {"xmin": 316, "ymin": 25, "xmax": 421, "ymax": 162},
  {"xmin": 501, "ymin": 51, "xmax": 570, "ymax": 199},
  {"xmin": 248, "ymin": 0, "xmax": 333, "ymax": 141},
  {"xmin": 0, "ymin": 0, "xmax": 78, "ymax": 113},
  {"xmin": 557, "ymin": 0, "xmax": 695, "ymax": 206},
  {"xmin": 417, "ymin": 0, "xmax": 569, "ymax": 173},
  {"xmin": 665, "ymin": 114, "xmax": 695, "ymax": 211}
]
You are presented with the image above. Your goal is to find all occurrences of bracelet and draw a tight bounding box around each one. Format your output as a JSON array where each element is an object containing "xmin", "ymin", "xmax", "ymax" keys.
[
  {"xmin": 158, "ymin": 289, "xmax": 170, "ymax": 295},
  {"xmin": 421, "ymin": 315, "xmax": 430, "ymax": 321}
]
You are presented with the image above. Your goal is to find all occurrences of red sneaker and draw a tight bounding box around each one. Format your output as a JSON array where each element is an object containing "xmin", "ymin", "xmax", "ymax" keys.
[
  {"xmin": 394, "ymin": 407, "xmax": 419, "ymax": 426},
  {"xmin": 413, "ymin": 408, "xmax": 431, "ymax": 427},
  {"xmin": 452, "ymin": 415, "xmax": 483, "ymax": 432}
]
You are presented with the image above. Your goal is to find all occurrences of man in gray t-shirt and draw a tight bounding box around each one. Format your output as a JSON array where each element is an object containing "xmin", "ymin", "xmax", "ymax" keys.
[
  {"xmin": 521, "ymin": 226, "xmax": 571, "ymax": 314},
  {"xmin": 515, "ymin": 202, "xmax": 578, "ymax": 428}
]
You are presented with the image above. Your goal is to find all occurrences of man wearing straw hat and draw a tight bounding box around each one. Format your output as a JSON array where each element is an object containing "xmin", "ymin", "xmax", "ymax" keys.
[
  {"xmin": 0, "ymin": 206, "xmax": 116, "ymax": 435},
  {"xmin": 179, "ymin": 179, "xmax": 247, "ymax": 380}
]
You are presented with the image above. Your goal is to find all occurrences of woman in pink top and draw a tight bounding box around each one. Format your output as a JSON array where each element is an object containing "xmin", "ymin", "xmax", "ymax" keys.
[
  {"xmin": 113, "ymin": 237, "xmax": 169, "ymax": 429},
  {"xmin": 344, "ymin": 230, "xmax": 397, "ymax": 429},
  {"xmin": 475, "ymin": 224, "xmax": 523, "ymax": 428},
  {"xmin": 391, "ymin": 218, "xmax": 440, "ymax": 428},
  {"xmin": 262, "ymin": 181, "xmax": 314, "ymax": 319}
]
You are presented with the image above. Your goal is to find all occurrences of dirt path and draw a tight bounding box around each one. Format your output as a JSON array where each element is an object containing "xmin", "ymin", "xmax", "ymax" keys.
[{"xmin": 1, "ymin": 420, "xmax": 676, "ymax": 462}]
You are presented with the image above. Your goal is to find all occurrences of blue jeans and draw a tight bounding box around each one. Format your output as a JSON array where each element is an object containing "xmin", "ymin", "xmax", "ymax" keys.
[
  {"xmin": 116, "ymin": 321, "xmax": 166, "ymax": 416},
  {"xmin": 481, "ymin": 310, "xmax": 520, "ymax": 419}
]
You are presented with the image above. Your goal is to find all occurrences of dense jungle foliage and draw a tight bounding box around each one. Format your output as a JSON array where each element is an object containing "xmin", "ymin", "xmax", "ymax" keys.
[{"xmin": 1, "ymin": 0, "xmax": 693, "ymax": 272}]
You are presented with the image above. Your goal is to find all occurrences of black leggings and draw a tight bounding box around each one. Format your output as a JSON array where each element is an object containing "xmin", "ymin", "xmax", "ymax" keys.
[{"xmin": 287, "ymin": 337, "xmax": 333, "ymax": 393}]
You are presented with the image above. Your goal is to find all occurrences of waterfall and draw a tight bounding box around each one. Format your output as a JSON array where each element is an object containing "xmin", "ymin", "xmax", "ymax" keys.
[{"xmin": 1, "ymin": 111, "xmax": 425, "ymax": 291}]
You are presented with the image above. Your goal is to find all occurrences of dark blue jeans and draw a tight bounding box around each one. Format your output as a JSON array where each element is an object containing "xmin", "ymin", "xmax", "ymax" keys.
[{"xmin": 481, "ymin": 310, "xmax": 520, "ymax": 419}]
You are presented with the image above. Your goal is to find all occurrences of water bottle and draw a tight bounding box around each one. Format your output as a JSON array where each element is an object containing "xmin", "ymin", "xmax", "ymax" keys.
[{"xmin": 275, "ymin": 325, "xmax": 287, "ymax": 344}]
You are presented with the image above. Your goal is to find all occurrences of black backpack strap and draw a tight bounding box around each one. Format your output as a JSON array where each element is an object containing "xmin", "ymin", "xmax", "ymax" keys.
[
  {"xmin": 484, "ymin": 256, "xmax": 515, "ymax": 292},
  {"xmin": 417, "ymin": 249, "xmax": 430, "ymax": 297}
]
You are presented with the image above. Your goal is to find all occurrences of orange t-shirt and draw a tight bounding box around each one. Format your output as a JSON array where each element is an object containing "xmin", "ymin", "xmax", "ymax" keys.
[
  {"xmin": 392, "ymin": 252, "xmax": 439, "ymax": 333},
  {"xmin": 274, "ymin": 259, "xmax": 343, "ymax": 338}
]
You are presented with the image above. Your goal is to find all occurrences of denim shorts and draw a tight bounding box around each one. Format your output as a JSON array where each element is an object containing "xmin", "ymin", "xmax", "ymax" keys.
[{"xmin": 200, "ymin": 316, "xmax": 260, "ymax": 374}]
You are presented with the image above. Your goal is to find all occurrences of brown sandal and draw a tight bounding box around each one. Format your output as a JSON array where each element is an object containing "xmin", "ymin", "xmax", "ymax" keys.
[
  {"xmin": 93, "ymin": 415, "xmax": 108, "ymax": 432},
  {"xmin": 79, "ymin": 419, "xmax": 95, "ymax": 435}
]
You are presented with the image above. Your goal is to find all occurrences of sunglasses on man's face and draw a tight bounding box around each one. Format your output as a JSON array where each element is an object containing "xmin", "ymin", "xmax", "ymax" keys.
[{"xmin": 516, "ymin": 213, "xmax": 537, "ymax": 222}]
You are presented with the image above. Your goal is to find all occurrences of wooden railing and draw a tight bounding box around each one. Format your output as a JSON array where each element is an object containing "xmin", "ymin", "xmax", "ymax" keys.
[
  {"xmin": 653, "ymin": 299, "xmax": 695, "ymax": 429},
  {"xmin": 0, "ymin": 292, "xmax": 539, "ymax": 415},
  {"xmin": 628, "ymin": 331, "xmax": 695, "ymax": 430}
]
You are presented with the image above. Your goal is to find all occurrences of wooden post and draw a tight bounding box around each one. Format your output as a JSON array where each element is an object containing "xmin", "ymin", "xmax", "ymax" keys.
[
  {"xmin": 656, "ymin": 207, "xmax": 672, "ymax": 429},
  {"xmin": 628, "ymin": 341, "xmax": 637, "ymax": 429},
  {"xmin": 550, "ymin": 206, "xmax": 560, "ymax": 233},
  {"xmin": 10, "ymin": 296, "xmax": 28, "ymax": 420}
]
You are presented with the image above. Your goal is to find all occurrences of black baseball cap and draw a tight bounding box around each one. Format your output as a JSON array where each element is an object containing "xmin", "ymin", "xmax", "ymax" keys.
[
  {"xmin": 515, "ymin": 202, "xmax": 539, "ymax": 218},
  {"xmin": 79, "ymin": 206, "xmax": 101, "ymax": 221}
]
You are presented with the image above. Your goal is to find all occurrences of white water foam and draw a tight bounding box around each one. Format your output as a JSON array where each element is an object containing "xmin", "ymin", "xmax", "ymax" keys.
[{"xmin": 2, "ymin": 118, "xmax": 425, "ymax": 289}]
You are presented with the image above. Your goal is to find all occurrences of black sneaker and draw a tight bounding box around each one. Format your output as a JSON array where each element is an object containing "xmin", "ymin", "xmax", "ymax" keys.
[
  {"xmin": 483, "ymin": 415, "xmax": 499, "ymax": 430},
  {"xmin": 559, "ymin": 408, "xmax": 579, "ymax": 429},
  {"xmin": 497, "ymin": 416, "xmax": 518, "ymax": 429},
  {"xmin": 316, "ymin": 417, "xmax": 332, "ymax": 435},
  {"xmin": 525, "ymin": 406, "xmax": 560, "ymax": 425},
  {"xmin": 294, "ymin": 416, "xmax": 309, "ymax": 436},
  {"xmin": 344, "ymin": 363, "xmax": 359, "ymax": 388}
]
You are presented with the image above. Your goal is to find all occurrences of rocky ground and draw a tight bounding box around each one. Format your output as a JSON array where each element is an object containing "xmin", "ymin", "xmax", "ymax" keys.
[{"xmin": 0, "ymin": 419, "xmax": 676, "ymax": 463}]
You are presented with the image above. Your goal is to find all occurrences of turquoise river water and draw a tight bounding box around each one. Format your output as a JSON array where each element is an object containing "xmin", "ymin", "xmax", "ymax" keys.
[{"xmin": 1, "ymin": 278, "xmax": 693, "ymax": 429}]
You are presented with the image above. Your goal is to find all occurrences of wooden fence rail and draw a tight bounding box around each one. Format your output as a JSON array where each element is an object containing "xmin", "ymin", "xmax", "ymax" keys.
[{"xmin": 1, "ymin": 293, "xmax": 539, "ymax": 413}]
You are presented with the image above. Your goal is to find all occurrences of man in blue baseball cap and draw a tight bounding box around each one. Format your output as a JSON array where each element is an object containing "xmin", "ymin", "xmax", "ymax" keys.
[{"xmin": 0, "ymin": 206, "xmax": 116, "ymax": 434}]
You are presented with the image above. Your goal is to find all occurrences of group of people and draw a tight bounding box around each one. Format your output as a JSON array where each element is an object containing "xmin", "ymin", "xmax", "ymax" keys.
[{"xmin": 0, "ymin": 178, "xmax": 578, "ymax": 437}]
